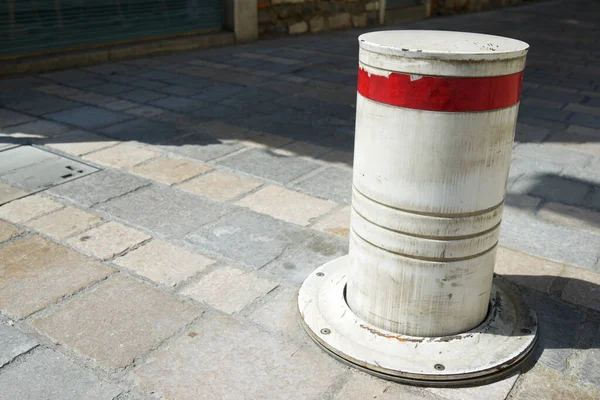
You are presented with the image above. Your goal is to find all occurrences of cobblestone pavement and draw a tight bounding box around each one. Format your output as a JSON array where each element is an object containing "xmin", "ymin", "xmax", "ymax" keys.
[{"xmin": 1, "ymin": 0, "xmax": 600, "ymax": 398}]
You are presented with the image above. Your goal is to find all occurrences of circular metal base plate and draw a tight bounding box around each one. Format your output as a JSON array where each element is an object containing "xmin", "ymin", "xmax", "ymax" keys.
[{"xmin": 298, "ymin": 255, "xmax": 538, "ymax": 387}]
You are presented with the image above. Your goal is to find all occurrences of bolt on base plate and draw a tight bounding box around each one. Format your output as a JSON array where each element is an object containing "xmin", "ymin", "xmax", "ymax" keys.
[{"xmin": 298, "ymin": 255, "xmax": 538, "ymax": 387}]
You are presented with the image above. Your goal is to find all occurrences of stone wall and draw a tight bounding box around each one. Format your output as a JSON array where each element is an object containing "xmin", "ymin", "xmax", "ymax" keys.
[
  {"xmin": 433, "ymin": 0, "xmax": 524, "ymax": 14},
  {"xmin": 257, "ymin": 0, "xmax": 380, "ymax": 37}
]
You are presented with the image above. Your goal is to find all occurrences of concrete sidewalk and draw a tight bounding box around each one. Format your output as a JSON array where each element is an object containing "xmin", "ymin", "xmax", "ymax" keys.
[{"xmin": 1, "ymin": 0, "xmax": 600, "ymax": 398}]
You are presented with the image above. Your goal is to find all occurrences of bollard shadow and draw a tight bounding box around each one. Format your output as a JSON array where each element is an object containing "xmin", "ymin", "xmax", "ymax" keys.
[
  {"xmin": 506, "ymin": 172, "xmax": 600, "ymax": 229},
  {"xmin": 495, "ymin": 274, "xmax": 599, "ymax": 372}
]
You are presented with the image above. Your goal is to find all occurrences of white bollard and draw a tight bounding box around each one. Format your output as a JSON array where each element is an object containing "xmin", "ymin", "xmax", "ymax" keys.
[{"xmin": 299, "ymin": 31, "xmax": 538, "ymax": 386}]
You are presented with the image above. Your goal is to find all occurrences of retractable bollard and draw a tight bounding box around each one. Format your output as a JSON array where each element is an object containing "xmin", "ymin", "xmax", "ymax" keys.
[{"xmin": 298, "ymin": 31, "xmax": 538, "ymax": 386}]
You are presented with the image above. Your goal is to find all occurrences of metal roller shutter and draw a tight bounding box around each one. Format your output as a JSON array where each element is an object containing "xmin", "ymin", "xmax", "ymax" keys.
[{"xmin": 1, "ymin": 0, "xmax": 223, "ymax": 59}]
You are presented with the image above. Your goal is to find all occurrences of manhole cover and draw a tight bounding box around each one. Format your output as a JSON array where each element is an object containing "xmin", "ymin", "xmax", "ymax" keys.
[{"xmin": 0, "ymin": 145, "xmax": 98, "ymax": 193}]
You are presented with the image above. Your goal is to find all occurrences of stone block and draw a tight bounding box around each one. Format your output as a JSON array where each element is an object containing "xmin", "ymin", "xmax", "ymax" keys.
[
  {"xmin": 118, "ymin": 89, "xmax": 167, "ymax": 103},
  {"xmin": 0, "ymin": 90, "xmax": 82, "ymax": 115},
  {"xmin": 509, "ymin": 363, "xmax": 599, "ymax": 399},
  {"xmin": 103, "ymin": 99, "xmax": 138, "ymax": 111},
  {"xmin": 494, "ymin": 246, "xmax": 564, "ymax": 293},
  {"xmin": 309, "ymin": 16, "xmax": 325, "ymax": 32},
  {"xmin": 0, "ymin": 235, "xmax": 113, "ymax": 318},
  {"xmin": 0, "ymin": 324, "xmax": 38, "ymax": 367},
  {"xmin": 0, "ymin": 181, "xmax": 29, "ymax": 205},
  {"xmin": 133, "ymin": 313, "xmax": 341, "ymax": 399},
  {"xmin": 46, "ymin": 106, "xmax": 132, "ymax": 130},
  {"xmin": 236, "ymin": 185, "xmax": 336, "ymax": 226},
  {"xmin": 336, "ymin": 371, "xmax": 436, "ymax": 400},
  {"xmin": 275, "ymin": 141, "xmax": 330, "ymax": 158},
  {"xmin": 0, "ymin": 219, "xmax": 24, "ymax": 243},
  {"xmin": 521, "ymin": 290, "xmax": 585, "ymax": 372},
  {"xmin": 185, "ymin": 210, "xmax": 313, "ymax": 269},
  {"xmin": 125, "ymin": 105, "xmax": 165, "ymax": 118},
  {"xmin": 96, "ymin": 184, "xmax": 233, "ymax": 238},
  {"xmin": 67, "ymin": 221, "xmax": 150, "ymax": 260},
  {"xmin": 500, "ymin": 208, "xmax": 600, "ymax": 272},
  {"xmin": 44, "ymin": 130, "xmax": 120, "ymax": 156},
  {"xmin": 428, "ymin": 373, "xmax": 519, "ymax": 400},
  {"xmin": 130, "ymin": 157, "xmax": 211, "ymax": 185},
  {"xmin": 262, "ymin": 232, "xmax": 348, "ymax": 284},
  {"xmin": 561, "ymin": 267, "xmax": 600, "ymax": 312},
  {"xmin": 289, "ymin": 21, "xmax": 308, "ymax": 35},
  {"xmin": 217, "ymin": 148, "xmax": 320, "ymax": 184},
  {"xmin": 0, "ymin": 108, "xmax": 36, "ymax": 128},
  {"xmin": 181, "ymin": 266, "xmax": 277, "ymax": 313},
  {"xmin": 99, "ymin": 118, "xmax": 185, "ymax": 144},
  {"xmin": 352, "ymin": 13, "xmax": 368, "ymax": 28},
  {"xmin": 149, "ymin": 96, "xmax": 208, "ymax": 113},
  {"xmin": 537, "ymin": 202, "xmax": 600, "ymax": 232},
  {"xmin": 293, "ymin": 166, "xmax": 353, "ymax": 204},
  {"xmin": 47, "ymin": 170, "xmax": 149, "ymax": 208},
  {"xmin": 570, "ymin": 112, "xmax": 600, "ymax": 129},
  {"xmin": 114, "ymin": 240, "xmax": 215, "ymax": 286},
  {"xmin": 83, "ymin": 142, "xmax": 159, "ymax": 168},
  {"xmin": 312, "ymin": 206, "xmax": 351, "ymax": 237},
  {"xmin": 27, "ymin": 206, "xmax": 103, "ymax": 240},
  {"xmin": 160, "ymin": 133, "xmax": 244, "ymax": 162},
  {"xmin": 177, "ymin": 170, "xmax": 262, "ymax": 201},
  {"xmin": 0, "ymin": 349, "xmax": 122, "ymax": 400},
  {"xmin": 3, "ymin": 120, "xmax": 71, "ymax": 138},
  {"xmin": 0, "ymin": 194, "xmax": 63, "ymax": 223},
  {"xmin": 87, "ymin": 83, "xmax": 135, "ymax": 95},
  {"xmin": 32, "ymin": 276, "xmax": 201, "ymax": 369}
]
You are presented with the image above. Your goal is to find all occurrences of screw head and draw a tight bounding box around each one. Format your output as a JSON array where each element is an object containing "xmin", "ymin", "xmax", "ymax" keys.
[
  {"xmin": 320, "ymin": 328, "xmax": 331, "ymax": 335},
  {"xmin": 434, "ymin": 364, "xmax": 445, "ymax": 371},
  {"xmin": 521, "ymin": 328, "xmax": 532, "ymax": 335},
  {"xmin": 316, "ymin": 272, "xmax": 325, "ymax": 277}
]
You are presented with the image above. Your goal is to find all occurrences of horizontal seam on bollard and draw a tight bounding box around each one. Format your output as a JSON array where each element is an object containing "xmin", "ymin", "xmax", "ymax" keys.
[
  {"xmin": 352, "ymin": 206, "xmax": 502, "ymax": 240},
  {"xmin": 352, "ymin": 228, "xmax": 498, "ymax": 262},
  {"xmin": 353, "ymin": 186, "xmax": 505, "ymax": 218}
]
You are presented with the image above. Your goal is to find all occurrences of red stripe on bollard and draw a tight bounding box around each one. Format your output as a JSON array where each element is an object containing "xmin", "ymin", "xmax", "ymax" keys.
[{"xmin": 357, "ymin": 66, "xmax": 523, "ymax": 112}]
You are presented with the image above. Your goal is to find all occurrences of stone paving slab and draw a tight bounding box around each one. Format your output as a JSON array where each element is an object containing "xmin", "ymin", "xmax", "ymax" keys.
[
  {"xmin": 0, "ymin": 194, "xmax": 63, "ymax": 223},
  {"xmin": 96, "ymin": 184, "xmax": 234, "ymax": 239},
  {"xmin": 0, "ymin": 182, "xmax": 28, "ymax": 205},
  {"xmin": 129, "ymin": 157, "xmax": 211, "ymax": 185},
  {"xmin": 0, "ymin": 348, "xmax": 122, "ymax": 400},
  {"xmin": 83, "ymin": 142, "xmax": 159, "ymax": 168},
  {"xmin": 217, "ymin": 148, "xmax": 321, "ymax": 184},
  {"xmin": 0, "ymin": 219, "xmax": 25, "ymax": 243},
  {"xmin": 159, "ymin": 133, "xmax": 245, "ymax": 162},
  {"xmin": 67, "ymin": 221, "xmax": 150, "ymax": 260},
  {"xmin": 43, "ymin": 130, "xmax": 120, "ymax": 156},
  {"xmin": 0, "ymin": 235, "xmax": 113, "ymax": 319},
  {"xmin": 0, "ymin": 324, "xmax": 38, "ymax": 368},
  {"xmin": 500, "ymin": 208, "xmax": 600, "ymax": 272},
  {"xmin": 47, "ymin": 170, "xmax": 149, "ymax": 208},
  {"xmin": 98, "ymin": 118, "xmax": 186, "ymax": 144},
  {"xmin": 31, "ymin": 275, "xmax": 201, "ymax": 369},
  {"xmin": 46, "ymin": 106, "xmax": 133, "ymax": 130},
  {"xmin": 132, "ymin": 313, "xmax": 342, "ymax": 400},
  {"xmin": 114, "ymin": 240, "xmax": 215, "ymax": 286},
  {"xmin": 236, "ymin": 185, "xmax": 337, "ymax": 226},
  {"xmin": 27, "ymin": 206, "xmax": 103, "ymax": 240},
  {"xmin": 177, "ymin": 170, "xmax": 262, "ymax": 201},
  {"xmin": 185, "ymin": 210, "xmax": 314, "ymax": 269},
  {"xmin": 181, "ymin": 266, "xmax": 278, "ymax": 314},
  {"xmin": 293, "ymin": 166, "xmax": 353, "ymax": 204}
]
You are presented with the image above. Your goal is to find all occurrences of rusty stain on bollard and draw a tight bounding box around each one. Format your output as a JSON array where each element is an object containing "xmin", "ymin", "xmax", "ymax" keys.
[{"xmin": 298, "ymin": 30, "xmax": 538, "ymax": 386}]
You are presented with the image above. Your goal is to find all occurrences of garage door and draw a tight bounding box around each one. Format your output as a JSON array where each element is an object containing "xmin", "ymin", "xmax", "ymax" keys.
[{"xmin": 0, "ymin": 0, "xmax": 223, "ymax": 58}]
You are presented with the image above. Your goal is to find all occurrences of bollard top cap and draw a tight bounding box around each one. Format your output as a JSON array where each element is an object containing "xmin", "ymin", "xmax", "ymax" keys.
[
  {"xmin": 359, "ymin": 30, "xmax": 529, "ymax": 60},
  {"xmin": 358, "ymin": 30, "xmax": 529, "ymax": 76}
]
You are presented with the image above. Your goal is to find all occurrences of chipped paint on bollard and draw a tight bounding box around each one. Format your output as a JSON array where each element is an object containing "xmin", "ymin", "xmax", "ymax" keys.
[{"xmin": 298, "ymin": 30, "xmax": 538, "ymax": 386}]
